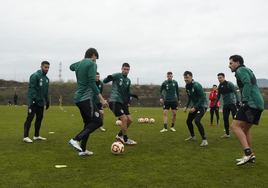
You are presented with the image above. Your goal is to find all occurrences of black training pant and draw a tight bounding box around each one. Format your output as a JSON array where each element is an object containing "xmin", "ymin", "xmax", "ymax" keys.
[
  {"xmin": 186, "ymin": 107, "xmax": 207, "ymax": 140},
  {"xmin": 210, "ymin": 106, "xmax": 220, "ymax": 124},
  {"xmin": 24, "ymin": 105, "xmax": 44, "ymax": 137},
  {"xmin": 223, "ymin": 104, "xmax": 237, "ymax": 135},
  {"xmin": 74, "ymin": 99, "xmax": 103, "ymax": 152}
]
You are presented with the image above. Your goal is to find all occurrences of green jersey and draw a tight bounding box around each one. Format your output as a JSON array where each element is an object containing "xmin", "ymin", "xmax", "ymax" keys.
[
  {"xmin": 215, "ymin": 80, "xmax": 239, "ymax": 106},
  {"xmin": 93, "ymin": 80, "xmax": 103, "ymax": 104},
  {"xmin": 103, "ymin": 73, "xmax": 133, "ymax": 104},
  {"xmin": 185, "ymin": 81, "xmax": 208, "ymax": 109},
  {"xmin": 70, "ymin": 59, "xmax": 100, "ymax": 103},
  {"xmin": 235, "ymin": 65, "xmax": 264, "ymax": 110},
  {"xmin": 159, "ymin": 80, "xmax": 180, "ymax": 102},
  {"xmin": 27, "ymin": 69, "xmax": 49, "ymax": 106}
]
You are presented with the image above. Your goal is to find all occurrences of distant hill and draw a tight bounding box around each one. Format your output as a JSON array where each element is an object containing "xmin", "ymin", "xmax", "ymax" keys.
[{"xmin": 257, "ymin": 79, "xmax": 268, "ymax": 87}]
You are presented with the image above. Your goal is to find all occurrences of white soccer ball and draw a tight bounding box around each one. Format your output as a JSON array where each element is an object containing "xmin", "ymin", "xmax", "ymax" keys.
[
  {"xmin": 111, "ymin": 141, "xmax": 124, "ymax": 154},
  {"xmin": 150, "ymin": 118, "xmax": 155, "ymax": 123},
  {"xmin": 138, "ymin": 118, "xmax": 144, "ymax": 123},
  {"xmin": 116, "ymin": 120, "xmax": 122, "ymax": 126},
  {"xmin": 144, "ymin": 118, "xmax": 149, "ymax": 123}
]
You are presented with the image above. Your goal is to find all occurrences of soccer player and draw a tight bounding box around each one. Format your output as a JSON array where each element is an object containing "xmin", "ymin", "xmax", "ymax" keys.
[
  {"xmin": 208, "ymin": 85, "xmax": 220, "ymax": 126},
  {"xmin": 23, "ymin": 61, "xmax": 50, "ymax": 143},
  {"xmin": 103, "ymin": 62, "xmax": 139, "ymax": 145},
  {"xmin": 68, "ymin": 48, "xmax": 108, "ymax": 156},
  {"xmin": 229, "ymin": 55, "xmax": 264, "ymax": 166},
  {"xmin": 214, "ymin": 73, "xmax": 240, "ymax": 138},
  {"xmin": 14, "ymin": 93, "xmax": 18, "ymax": 106},
  {"xmin": 93, "ymin": 72, "xmax": 105, "ymax": 132},
  {"xmin": 183, "ymin": 71, "xmax": 208, "ymax": 147},
  {"xmin": 159, "ymin": 72, "xmax": 180, "ymax": 132}
]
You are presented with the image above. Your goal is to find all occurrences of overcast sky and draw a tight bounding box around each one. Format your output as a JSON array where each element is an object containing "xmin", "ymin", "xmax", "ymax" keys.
[{"xmin": 0, "ymin": 0, "xmax": 267, "ymax": 87}]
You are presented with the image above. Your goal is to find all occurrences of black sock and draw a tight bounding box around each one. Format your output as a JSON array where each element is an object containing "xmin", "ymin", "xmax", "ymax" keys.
[
  {"xmin": 164, "ymin": 124, "xmax": 167, "ymax": 129},
  {"xmin": 244, "ymin": 148, "xmax": 252, "ymax": 156},
  {"xmin": 171, "ymin": 123, "xmax": 174, "ymax": 127},
  {"xmin": 123, "ymin": 135, "xmax": 128, "ymax": 142},
  {"xmin": 118, "ymin": 130, "xmax": 123, "ymax": 136}
]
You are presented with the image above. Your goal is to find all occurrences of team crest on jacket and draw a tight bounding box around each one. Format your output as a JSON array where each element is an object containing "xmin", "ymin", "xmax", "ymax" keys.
[{"xmin": 95, "ymin": 112, "xmax": 99, "ymax": 117}]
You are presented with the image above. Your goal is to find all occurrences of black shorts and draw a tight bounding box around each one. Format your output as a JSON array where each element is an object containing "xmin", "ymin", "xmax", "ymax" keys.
[
  {"xmin": 234, "ymin": 107, "xmax": 263, "ymax": 125},
  {"xmin": 163, "ymin": 101, "xmax": 178, "ymax": 110},
  {"xmin": 210, "ymin": 106, "xmax": 219, "ymax": 111},
  {"xmin": 109, "ymin": 102, "xmax": 130, "ymax": 117},
  {"xmin": 95, "ymin": 103, "xmax": 103, "ymax": 110}
]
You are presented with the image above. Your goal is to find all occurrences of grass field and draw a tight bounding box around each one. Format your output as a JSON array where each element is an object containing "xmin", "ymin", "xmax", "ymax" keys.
[{"xmin": 1, "ymin": 105, "xmax": 268, "ymax": 188}]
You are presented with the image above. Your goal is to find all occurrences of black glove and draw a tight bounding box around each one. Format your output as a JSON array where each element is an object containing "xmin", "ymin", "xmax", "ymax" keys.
[
  {"xmin": 132, "ymin": 94, "xmax": 139, "ymax": 99},
  {"xmin": 107, "ymin": 75, "xmax": 113, "ymax": 81},
  {"xmin": 46, "ymin": 102, "xmax": 50, "ymax": 110},
  {"xmin": 32, "ymin": 98, "xmax": 37, "ymax": 106},
  {"xmin": 236, "ymin": 101, "xmax": 240, "ymax": 109},
  {"xmin": 241, "ymin": 101, "xmax": 249, "ymax": 111}
]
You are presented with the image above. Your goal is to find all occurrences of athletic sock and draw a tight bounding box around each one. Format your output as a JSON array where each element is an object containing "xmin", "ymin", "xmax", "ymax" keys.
[
  {"xmin": 123, "ymin": 135, "xmax": 128, "ymax": 142},
  {"xmin": 244, "ymin": 148, "xmax": 252, "ymax": 156},
  {"xmin": 118, "ymin": 130, "xmax": 123, "ymax": 136},
  {"xmin": 171, "ymin": 123, "xmax": 174, "ymax": 127},
  {"xmin": 164, "ymin": 124, "xmax": 167, "ymax": 129}
]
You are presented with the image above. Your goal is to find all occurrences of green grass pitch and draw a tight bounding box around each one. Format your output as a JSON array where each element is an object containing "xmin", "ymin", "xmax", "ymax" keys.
[{"xmin": 1, "ymin": 105, "xmax": 268, "ymax": 188}]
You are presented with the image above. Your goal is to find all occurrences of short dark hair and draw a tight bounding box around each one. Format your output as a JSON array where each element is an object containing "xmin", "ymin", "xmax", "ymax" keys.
[
  {"xmin": 229, "ymin": 55, "xmax": 244, "ymax": 65},
  {"xmin": 122, "ymin": 62, "xmax": 130, "ymax": 68},
  {"xmin": 217, "ymin": 73, "xmax": 225, "ymax": 77},
  {"xmin": 167, "ymin": 72, "xmax": 172, "ymax": 75},
  {"xmin": 85, "ymin": 48, "xmax": 99, "ymax": 59},
  {"xmin": 183, "ymin": 71, "xmax": 192, "ymax": 77},
  {"xmin": 213, "ymin": 84, "xmax": 217, "ymax": 87},
  {"xmin": 41, "ymin": 61, "xmax": 50, "ymax": 66},
  {"xmin": 96, "ymin": 72, "xmax": 99, "ymax": 75}
]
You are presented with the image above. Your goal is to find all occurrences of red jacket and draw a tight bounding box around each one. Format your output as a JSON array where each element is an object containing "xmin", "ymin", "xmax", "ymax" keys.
[{"xmin": 209, "ymin": 90, "xmax": 219, "ymax": 107}]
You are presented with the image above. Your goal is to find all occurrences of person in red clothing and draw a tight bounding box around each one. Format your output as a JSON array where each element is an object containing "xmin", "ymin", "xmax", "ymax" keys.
[{"xmin": 209, "ymin": 85, "xmax": 220, "ymax": 126}]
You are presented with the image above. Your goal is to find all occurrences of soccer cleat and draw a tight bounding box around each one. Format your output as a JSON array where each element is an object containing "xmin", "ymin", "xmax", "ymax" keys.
[
  {"xmin": 99, "ymin": 127, "xmax": 106, "ymax": 132},
  {"xmin": 115, "ymin": 135, "xmax": 124, "ymax": 143},
  {"xmin": 160, "ymin": 128, "xmax": 168, "ymax": 132},
  {"xmin": 208, "ymin": 123, "xmax": 213, "ymax": 126},
  {"xmin": 221, "ymin": 134, "xmax": 230, "ymax": 138},
  {"xmin": 33, "ymin": 136, "xmax": 46, "ymax": 140},
  {"xmin": 68, "ymin": 139, "xmax": 82, "ymax": 152},
  {"xmin": 170, "ymin": 127, "xmax": 176, "ymax": 132},
  {"xmin": 79, "ymin": 150, "xmax": 93, "ymax": 156},
  {"xmin": 185, "ymin": 136, "xmax": 196, "ymax": 141},
  {"xmin": 23, "ymin": 137, "xmax": 33, "ymax": 143},
  {"xmin": 200, "ymin": 140, "xmax": 208, "ymax": 147},
  {"xmin": 237, "ymin": 153, "xmax": 255, "ymax": 166},
  {"xmin": 216, "ymin": 124, "xmax": 219, "ymax": 126},
  {"xmin": 124, "ymin": 139, "xmax": 137, "ymax": 146}
]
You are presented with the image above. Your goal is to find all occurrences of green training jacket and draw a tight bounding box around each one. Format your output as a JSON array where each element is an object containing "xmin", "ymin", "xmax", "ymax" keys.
[
  {"xmin": 103, "ymin": 73, "xmax": 133, "ymax": 104},
  {"xmin": 159, "ymin": 80, "xmax": 180, "ymax": 102},
  {"xmin": 235, "ymin": 66, "xmax": 264, "ymax": 110},
  {"xmin": 215, "ymin": 80, "xmax": 239, "ymax": 106},
  {"xmin": 70, "ymin": 59, "xmax": 100, "ymax": 104},
  {"xmin": 27, "ymin": 69, "xmax": 49, "ymax": 106},
  {"xmin": 185, "ymin": 81, "xmax": 208, "ymax": 109},
  {"xmin": 93, "ymin": 80, "xmax": 103, "ymax": 104}
]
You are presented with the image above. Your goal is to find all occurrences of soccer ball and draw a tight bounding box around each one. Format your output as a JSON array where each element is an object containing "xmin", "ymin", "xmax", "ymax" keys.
[
  {"xmin": 116, "ymin": 120, "xmax": 122, "ymax": 126},
  {"xmin": 111, "ymin": 141, "xmax": 124, "ymax": 154},
  {"xmin": 150, "ymin": 118, "xmax": 155, "ymax": 123},
  {"xmin": 138, "ymin": 118, "xmax": 144, "ymax": 123},
  {"xmin": 144, "ymin": 118, "xmax": 149, "ymax": 123}
]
